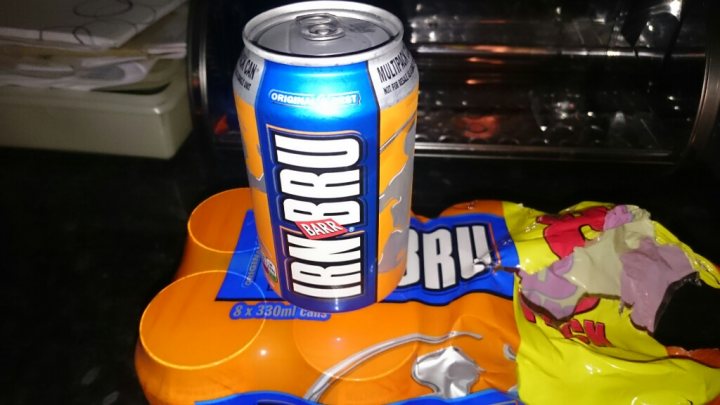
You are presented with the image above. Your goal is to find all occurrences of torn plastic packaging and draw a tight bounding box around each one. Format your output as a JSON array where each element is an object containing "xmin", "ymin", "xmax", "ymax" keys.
[{"xmin": 513, "ymin": 202, "xmax": 720, "ymax": 404}]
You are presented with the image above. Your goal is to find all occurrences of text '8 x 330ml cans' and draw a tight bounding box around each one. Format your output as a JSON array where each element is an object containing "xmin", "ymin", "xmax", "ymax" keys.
[{"xmin": 233, "ymin": 1, "xmax": 419, "ymax": 312}]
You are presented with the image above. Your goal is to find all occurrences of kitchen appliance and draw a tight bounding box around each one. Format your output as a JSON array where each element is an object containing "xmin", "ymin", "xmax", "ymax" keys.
[{"xmin": 189, "ymin": 0, "xmax": 720, "ymax": 166}]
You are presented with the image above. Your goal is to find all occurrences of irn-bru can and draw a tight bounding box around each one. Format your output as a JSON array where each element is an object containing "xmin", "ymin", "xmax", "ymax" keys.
[{"xmin": 233, "ymin": 1, "xmax": 419, "ymax": 312}]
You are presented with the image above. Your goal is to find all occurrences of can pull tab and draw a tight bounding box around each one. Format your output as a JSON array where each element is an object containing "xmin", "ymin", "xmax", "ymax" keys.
[{"xmin": 296, "ymin": 13, "xmax": 345, "ymax": 41}]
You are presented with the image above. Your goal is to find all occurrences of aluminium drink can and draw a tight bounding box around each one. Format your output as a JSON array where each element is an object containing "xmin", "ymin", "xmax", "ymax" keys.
[{"xmin": 233, "ymin": 1, "xmax": 419, "ymax": 312}]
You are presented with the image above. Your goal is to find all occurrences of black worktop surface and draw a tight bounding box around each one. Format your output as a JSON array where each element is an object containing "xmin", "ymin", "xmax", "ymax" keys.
[{"xmin": 2, "ymin": 132, "xmax": 719, "ymax": 404}]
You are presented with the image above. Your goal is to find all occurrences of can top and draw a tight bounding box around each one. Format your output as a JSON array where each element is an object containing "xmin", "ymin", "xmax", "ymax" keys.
[{"xmin": 243, "ymin": 1, "xmax": 404, "ymax": 67}]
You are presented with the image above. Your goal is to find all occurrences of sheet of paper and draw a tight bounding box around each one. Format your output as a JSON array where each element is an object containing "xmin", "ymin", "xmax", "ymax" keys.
[
  {"xmin": 0, "ymin": 4, "xmax": 186, "ymax": 90},
  {"xmin": 0, "ymin": 0, "xmax": 186, "ymax": 50}
]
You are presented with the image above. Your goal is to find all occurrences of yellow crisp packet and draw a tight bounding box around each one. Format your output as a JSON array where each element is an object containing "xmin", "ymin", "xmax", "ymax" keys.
[{"xmin": 511, "ymin": 202, "xmax": 720, "ymax": 405}]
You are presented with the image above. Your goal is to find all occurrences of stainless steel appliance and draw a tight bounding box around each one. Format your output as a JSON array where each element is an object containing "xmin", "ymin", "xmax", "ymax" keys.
[{"xmin": 189, "ymin": 0, "xmax": 720, "ymax": 166}]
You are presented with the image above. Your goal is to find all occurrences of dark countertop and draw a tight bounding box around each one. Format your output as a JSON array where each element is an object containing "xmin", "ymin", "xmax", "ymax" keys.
[
  {"xmin": 1, "ymin": 134, "xmax": 217, "ymax": 404},
  {"xmin": 2, "ymin": 132, "xmax": 719, "ymax": 404}
]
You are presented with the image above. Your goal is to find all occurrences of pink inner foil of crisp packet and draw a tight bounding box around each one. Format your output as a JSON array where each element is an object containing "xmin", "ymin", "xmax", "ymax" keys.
[
  {"xmin": 620, "ymin": 238, "xmax": 695, "ymax": 332},
  {"xmin": 519, "ymin": 205, "xmax": 697, "ymax": 332}
]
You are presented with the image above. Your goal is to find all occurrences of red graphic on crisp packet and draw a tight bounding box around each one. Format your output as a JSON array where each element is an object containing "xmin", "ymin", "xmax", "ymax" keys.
[{"xmin": 295, "ymin": 219, "xmax": 348, "ymax": 240}]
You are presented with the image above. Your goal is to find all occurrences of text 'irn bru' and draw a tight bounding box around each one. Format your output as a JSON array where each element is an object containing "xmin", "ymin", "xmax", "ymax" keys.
[
  {"xmin": 233, "ymin": 1, "xmax": 419, "ymax": 312},
  {"xmin": 273, "ymin": 128, "xmax": 364, "ymax": 299}
]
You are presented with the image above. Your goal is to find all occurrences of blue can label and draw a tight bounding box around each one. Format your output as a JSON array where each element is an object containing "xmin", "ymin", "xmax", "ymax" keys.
[
  {"xmin": 271, "ymin": 126, "xmax": 367, "ymax": 300},
  {"xmin": 249, "ymin": 60, "xmax": 381, "ymax": 312}
]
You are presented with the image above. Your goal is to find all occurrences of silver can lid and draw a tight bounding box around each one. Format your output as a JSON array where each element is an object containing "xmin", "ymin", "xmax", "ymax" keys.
[{"xmin": 243, "ymin": 1, "xmax": 404, "ymax": 66}]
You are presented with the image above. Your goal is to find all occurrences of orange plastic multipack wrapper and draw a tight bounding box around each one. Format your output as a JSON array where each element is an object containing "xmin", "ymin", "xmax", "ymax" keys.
[{"xmin": 135, "ymin": 189, "xmax": 520, "ymax": 405}]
